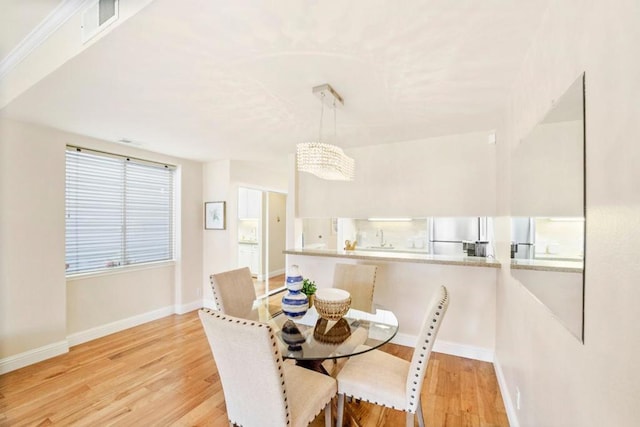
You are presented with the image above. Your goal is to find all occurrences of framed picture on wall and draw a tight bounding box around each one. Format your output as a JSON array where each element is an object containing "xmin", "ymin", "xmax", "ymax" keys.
[{"xmin": 205, "ymin": 201, "xmax": 226, "ymax": 230}]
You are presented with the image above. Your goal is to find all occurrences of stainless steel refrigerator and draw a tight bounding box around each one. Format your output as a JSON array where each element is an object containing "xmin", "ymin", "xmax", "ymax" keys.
[
  {"xmin": 510, "ymin": 217, "xmax": 535, "ymax": 259},
  {"xmin": 430, "ymin": 217, "xmax": 489, "ymax": 256}
]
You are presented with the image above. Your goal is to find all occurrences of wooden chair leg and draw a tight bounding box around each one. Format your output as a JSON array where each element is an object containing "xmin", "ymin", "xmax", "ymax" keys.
[
  {"xmin": 417, "ymin": 397, "xmax": 425, "ymax": 427},
  {"xmin": 405, "ymin": 411, "xmax": 415, "ymax": 427},
  {"xmin": 324, "ymin": 401, "xmax": 332, "ymax": 427},
  {"xmin": 336, "ymin": 393, "xmax": 345, "ymax": 427}
]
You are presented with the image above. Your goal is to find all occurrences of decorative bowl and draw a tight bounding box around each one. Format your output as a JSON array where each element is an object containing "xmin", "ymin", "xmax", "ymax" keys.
[{"xmin": 314, "ymin": 288, "xmax": 351, "ymax": 321}]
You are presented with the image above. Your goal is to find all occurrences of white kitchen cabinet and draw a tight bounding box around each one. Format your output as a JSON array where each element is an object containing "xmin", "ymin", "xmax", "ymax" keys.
[
  {"xmin": 238, "ymin": 187, "xmax": 261, "ymax": 219},
  {"xmin": 250, "ymin": 245, "xmax": 259, "ymax": 275},
  {"xmin": 238, "ymin": 243, "xmax": 259, "ymax": 276}
]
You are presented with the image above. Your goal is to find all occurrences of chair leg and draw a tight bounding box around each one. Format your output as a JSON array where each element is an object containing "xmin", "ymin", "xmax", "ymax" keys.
[
  {"xmin": 324, "ymin": 401, "xmax": 332, "ymax": 427},
  {"xmin": 336, "ymin": 393, "xmax": 345, "ymax": 427},
  {"xmin": 405, "ymin": 411, "xmax": 415, "ymax": 427},
  {"xmin": 416, "ymin": 397, "xmax": 425, "ymax": 427}
]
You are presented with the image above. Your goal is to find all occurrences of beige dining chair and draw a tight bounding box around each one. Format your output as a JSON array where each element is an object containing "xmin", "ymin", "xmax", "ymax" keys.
[
  {"xmin": 209, "ymin": 267, "xmax": 257, "ymax": 318},
  {"xmin": 335, "ymin": 286, "xmax": 449, "ymax": 427},
  {"xmin": 199, "ymin": 309, "xmax": 337, "ymax": 427},
  {"xmin": 332, "ymin": 263, "xmax": 377, "ymax": 313}
]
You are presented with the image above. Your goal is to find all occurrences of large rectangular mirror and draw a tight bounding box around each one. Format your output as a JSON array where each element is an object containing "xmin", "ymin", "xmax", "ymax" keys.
[{"xmin": 510, "ymin": 73, "xmax": 586, "ymax": 341}]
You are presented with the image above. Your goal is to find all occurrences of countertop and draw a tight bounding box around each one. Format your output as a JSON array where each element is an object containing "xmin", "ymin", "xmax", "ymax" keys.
[
  {"xmin": 510, "ymin": 258, "xmax": 583, "ymax": 273},
  {"xmin": 238, "ymin": 240, "xmax": 258, "ymax": 245},
  {"xmin": 284, "ymin": 248, "xmax": 501, "ymax": 268}
]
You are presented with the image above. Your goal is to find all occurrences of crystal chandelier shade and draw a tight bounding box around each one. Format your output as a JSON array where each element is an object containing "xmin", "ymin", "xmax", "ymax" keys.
[
  {"xmin": 296, "ymin": 84, "xmax": 355, "ymax": 181},
  {"xmin": 296, "ymin": 142, "xmax": 355, "ymax": 181}
]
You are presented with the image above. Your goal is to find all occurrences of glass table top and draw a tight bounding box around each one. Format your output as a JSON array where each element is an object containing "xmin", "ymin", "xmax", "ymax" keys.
[{"xmin": 251, "ymin": 298, "xmax": 399, "ymax": 362}]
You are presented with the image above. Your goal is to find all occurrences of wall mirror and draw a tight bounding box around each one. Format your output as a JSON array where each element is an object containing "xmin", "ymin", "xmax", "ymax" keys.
[{"xmin": 510, "ymin": 73, "xmax": 586, "ymax": 342}]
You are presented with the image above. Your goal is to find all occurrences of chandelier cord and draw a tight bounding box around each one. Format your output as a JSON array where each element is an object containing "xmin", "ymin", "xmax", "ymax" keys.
[
  {"xmin": 318, "ymin": 93, "xmax": 325, "ymax": 143},
  {"xmin": 333, "ymin": 98, "xmax": 337, "ymax": 142}
]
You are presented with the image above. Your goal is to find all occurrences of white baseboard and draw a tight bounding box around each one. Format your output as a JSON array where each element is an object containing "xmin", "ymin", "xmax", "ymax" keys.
[
  {"xmin": 67, "ymin": 305, "xmax": 174, "ymax": 347},
  {"xmin": 2, "ymin": 303, "xmax": 207, "ymax": 374},
  {"xmin": 174, "ymin": 300, "xmax": 202, "ymax": 315},
  {"xmin": 0, "ymin": 340, "xmax": 69, "ymax": 375},
  {"xmin": 433, "ymin": 339, "xmax": 494, "ymax": 362},
  {"xmin": 390, "ymin": 333, "xmax": 494, "ymax": 362},
  {"xmin": 269, "ymin": 268, "xmax": 285, "ymax": 278},
  {"xmin": 202, "ymin": 297, "xmax": 216, "ymax": 310},
  {"xmin": 493, "ymin": 354, "xmax": 519, "ymax": 427}
]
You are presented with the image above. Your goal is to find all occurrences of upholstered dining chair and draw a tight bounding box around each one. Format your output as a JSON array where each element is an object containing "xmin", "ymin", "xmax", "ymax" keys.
[
  {"xmin": 332, "ymin": 263, "xmax": 377, "ymax": 313},
  {"xmin": 209, "ymin": 267, "xmax": 257, "ymax": 318},
  {"xmin": 199, "ymin": 309, "xmax": 337, "ymax": 427},
  {"xmin": 335, "ymin": 286, "xmax": 449, "ymax": 427}
]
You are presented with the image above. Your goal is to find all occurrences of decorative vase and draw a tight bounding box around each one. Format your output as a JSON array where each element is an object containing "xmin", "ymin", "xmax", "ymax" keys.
[{"xmin": 281, "ymin": 265, "xmax": 309, "ymax": 320}]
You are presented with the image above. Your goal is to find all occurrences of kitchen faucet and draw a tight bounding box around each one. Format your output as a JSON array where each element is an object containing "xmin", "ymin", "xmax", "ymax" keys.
[{"xmin": 376, "ymin": 229, "xmax": 385, "ymax": 247}]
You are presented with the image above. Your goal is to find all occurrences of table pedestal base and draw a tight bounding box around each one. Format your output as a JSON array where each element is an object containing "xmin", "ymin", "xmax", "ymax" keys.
[{"xmin": 295, "ymin": 359, "xmax": 329, "ymax": 375}]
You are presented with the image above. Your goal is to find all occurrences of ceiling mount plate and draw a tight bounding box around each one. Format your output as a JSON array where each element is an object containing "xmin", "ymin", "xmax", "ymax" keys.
[{"xmin": 312, "ymin": 84, "xmax": 344, "ymax": 107}]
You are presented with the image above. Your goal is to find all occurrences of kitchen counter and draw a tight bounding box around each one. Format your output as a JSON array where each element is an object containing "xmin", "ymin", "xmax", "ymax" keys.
[
  {"xmin": 356, "ymin": 246, "xmax": 430, "ymax": 254},
  {"xmin": 510, "ymin": 258, "xmax": 583, "ymax": 273},
  {"xmin": 284, "ymin": 248, "xmax": 501, "ymax": 269}
]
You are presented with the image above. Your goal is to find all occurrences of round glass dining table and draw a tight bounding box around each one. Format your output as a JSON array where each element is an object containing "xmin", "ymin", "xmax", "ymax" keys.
[{"xmin": 251, "ymin": 298, "xmax": 399, "ymax": 373}]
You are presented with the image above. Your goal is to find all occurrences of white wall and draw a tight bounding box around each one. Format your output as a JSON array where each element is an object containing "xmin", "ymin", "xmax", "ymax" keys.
[
  {"xmin": 297, "ymin": 130, "xmax": 497, "ymax": 218},
  {"xmin": 0, "ymin": 118, "xmax": 203, "ymax": 369},
  {"xmin": 495, "ymin": 1, "xmax": 640, "ymax": 426},
  {"xmin": 0, "ymin": 119, "xmax": 67, "ymax": 358},
  {"xmin": 66, "ymin": 265, "xmax": 174, "ymax": 335}
]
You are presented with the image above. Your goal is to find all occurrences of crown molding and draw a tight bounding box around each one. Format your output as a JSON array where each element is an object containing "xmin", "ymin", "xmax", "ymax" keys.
[{"xmin": 0, "ymin": 0, "xmax": 89, "ymax": 79}]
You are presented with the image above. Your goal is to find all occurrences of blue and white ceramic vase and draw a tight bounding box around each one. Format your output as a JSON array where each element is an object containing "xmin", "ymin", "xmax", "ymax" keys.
[{"xmin": 281, "ymin": 265, "xmax": 309, "ymax": 320}]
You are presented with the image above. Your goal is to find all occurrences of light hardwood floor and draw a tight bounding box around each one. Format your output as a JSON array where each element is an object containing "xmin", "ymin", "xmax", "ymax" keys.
[
  {"xmin": 252, "ymin": 273, "xmax": 286, "ymax": 298},
  {"xmin": 0, "ymin": 310, "xmax": 508, "ymax": 427}
]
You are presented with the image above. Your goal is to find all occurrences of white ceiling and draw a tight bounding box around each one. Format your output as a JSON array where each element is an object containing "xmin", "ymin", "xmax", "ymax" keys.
[{"xmin": 0, "ymin": 0, "xmax": 551, "ymax": 164}]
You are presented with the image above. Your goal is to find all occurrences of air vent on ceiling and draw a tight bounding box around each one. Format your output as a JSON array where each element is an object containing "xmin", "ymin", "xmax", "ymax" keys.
[{"xmin": 82, "ymin": 0, "xmax": 118, "ymax": 43}]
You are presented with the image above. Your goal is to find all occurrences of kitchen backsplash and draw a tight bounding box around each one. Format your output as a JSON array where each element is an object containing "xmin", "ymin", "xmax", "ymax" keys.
[
  {"xmin": 238, "ymin": 219, "xmax": 259, "ymax": 242},
  {"xmin": 353, "ymin": 219, "xmax": 429, "ymax": 250}
]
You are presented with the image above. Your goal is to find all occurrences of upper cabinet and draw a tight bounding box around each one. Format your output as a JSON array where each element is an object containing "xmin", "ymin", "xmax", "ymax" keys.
[{"xmin": 238, "ymin": 187, "xmax": 261, "ymax": 219}]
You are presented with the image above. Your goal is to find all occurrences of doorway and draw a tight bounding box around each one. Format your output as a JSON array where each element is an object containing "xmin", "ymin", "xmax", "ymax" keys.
[{"xmin": 237, "ymin": 187, "xmax": 287, "ymax": 297}]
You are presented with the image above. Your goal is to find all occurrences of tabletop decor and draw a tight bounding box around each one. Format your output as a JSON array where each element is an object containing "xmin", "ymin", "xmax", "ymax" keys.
[
  {"xmin": 314, "ymin": 288, "xmax": 351, "ymax": 321},
  {"xmin": 281, "ymin": 265, "xmax": 309, "ymax": 320},
  {"xmin": 301, "ymin": 278, "xmax": 317, "ymax": 307},
  {"xmin": 313, "ymin": 318, "xmax": 351, "ymax": 344},
  {"xmin": 281, "ymin": 320, "xmax": 306, "ymax": 351}
]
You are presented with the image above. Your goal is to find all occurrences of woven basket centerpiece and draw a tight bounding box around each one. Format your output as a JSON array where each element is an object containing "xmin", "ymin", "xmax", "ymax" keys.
[{"xmin": 314, "ymin": 288, "xmax": 351, "ymax": 321}]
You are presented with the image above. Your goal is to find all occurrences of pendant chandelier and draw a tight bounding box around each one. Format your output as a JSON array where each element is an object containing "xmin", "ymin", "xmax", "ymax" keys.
[{"xmin": 297, "ymin": 84, "xmax": 355, "ymax": 181}]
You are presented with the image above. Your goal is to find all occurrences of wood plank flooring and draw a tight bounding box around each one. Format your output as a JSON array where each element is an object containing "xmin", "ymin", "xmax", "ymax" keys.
[
  {"xmin": 0, "ymin": 310, "xmax": 508, "ymax": 427},
  {"xmin": 252, "ymin": 273, "xmax": 286, "ymax": 298}
]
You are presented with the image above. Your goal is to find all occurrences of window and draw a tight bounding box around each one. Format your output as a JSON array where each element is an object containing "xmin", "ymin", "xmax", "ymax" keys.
[{"xmin": 65, "ymin": 146, "xmax": 175, "ymax": 274}]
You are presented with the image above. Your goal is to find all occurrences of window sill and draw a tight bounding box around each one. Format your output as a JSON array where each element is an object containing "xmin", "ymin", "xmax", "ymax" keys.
[{"xmin": 66, "ymin": 260, "xmax": 176, "ymax": 282}]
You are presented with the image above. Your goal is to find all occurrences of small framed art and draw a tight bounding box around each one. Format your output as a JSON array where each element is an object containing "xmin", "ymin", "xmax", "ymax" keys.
[{"xmin": 205, "ymin": 201, "xmax": 226, "ymax": 230}]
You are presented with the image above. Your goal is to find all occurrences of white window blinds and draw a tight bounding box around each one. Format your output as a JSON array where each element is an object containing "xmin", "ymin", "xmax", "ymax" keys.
[{"xmin": 65, "ymin": 146, "xmax": 175, "ymax": 274}]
